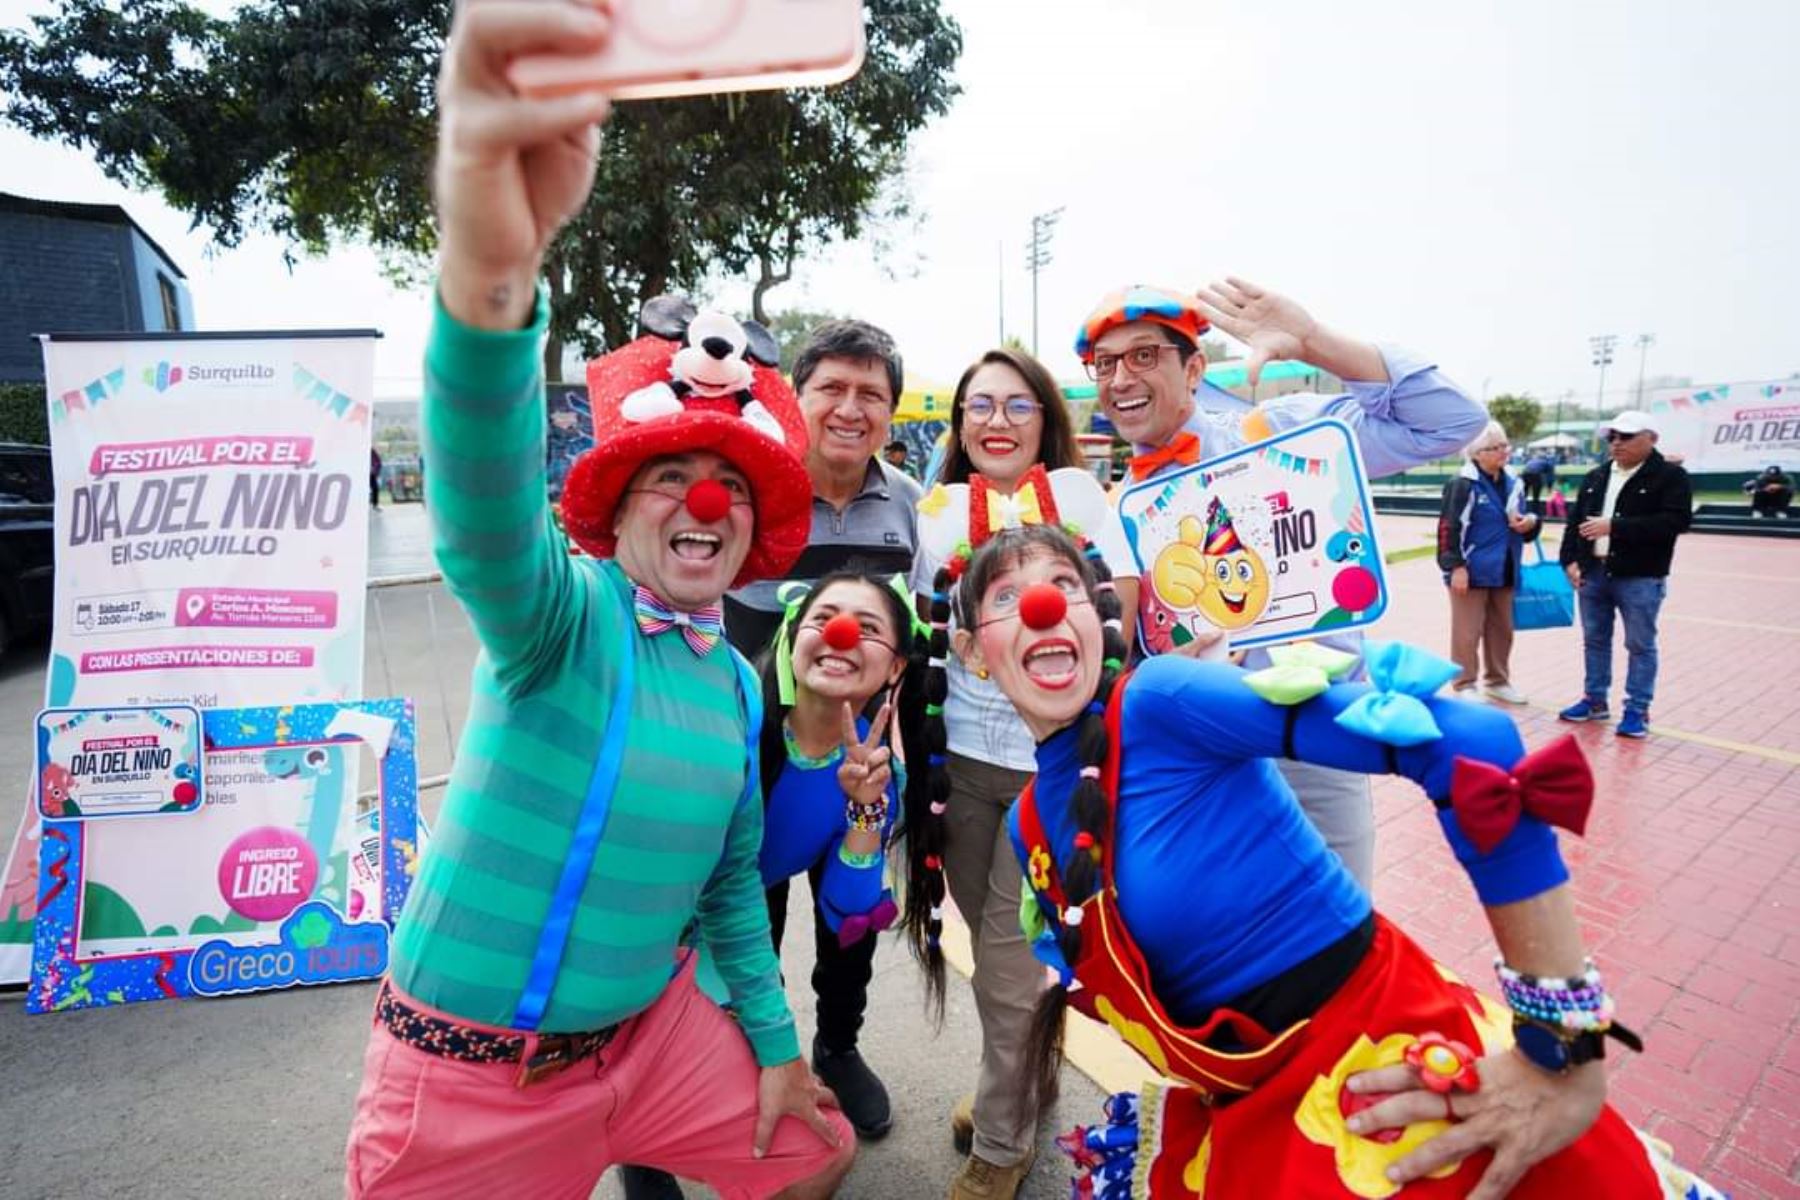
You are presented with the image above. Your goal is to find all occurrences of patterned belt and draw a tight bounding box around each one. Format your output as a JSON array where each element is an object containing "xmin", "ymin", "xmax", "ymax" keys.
[{"xmin": 376, "ymin": 981, "xmax": 624, "ymax": 1088}]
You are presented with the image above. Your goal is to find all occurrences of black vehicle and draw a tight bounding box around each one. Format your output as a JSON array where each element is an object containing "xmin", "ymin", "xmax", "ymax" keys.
[{"xmin": 0, "ymin": 442, "xmax": 54, "ymax": 653}]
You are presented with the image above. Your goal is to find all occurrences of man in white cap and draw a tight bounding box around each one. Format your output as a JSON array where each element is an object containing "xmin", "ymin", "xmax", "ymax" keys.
[{"xmin": 1557, "ymin": 410, "xmax": 1693, "ymax": 738}]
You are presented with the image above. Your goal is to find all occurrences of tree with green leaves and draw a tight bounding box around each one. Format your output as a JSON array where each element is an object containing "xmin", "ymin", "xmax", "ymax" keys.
[
  {"xmin": 0, "ymin": 0, "xmax": 962, "ymax": 378},
  {"xmin": 762, "ymin": 308, "xmax": 851, "ymax": 375},
  {"xmin": 1487, "ymin": 393, "xmax": 1543, "ymax": 443}
]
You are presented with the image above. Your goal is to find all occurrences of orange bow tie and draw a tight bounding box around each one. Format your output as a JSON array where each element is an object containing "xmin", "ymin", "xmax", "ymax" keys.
[{"xmin": 1128, "ymin": 431, "xmax": 1202, "ymax": 481}]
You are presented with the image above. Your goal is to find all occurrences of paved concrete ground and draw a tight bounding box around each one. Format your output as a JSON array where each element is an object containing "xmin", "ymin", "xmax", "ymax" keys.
[{"xmin": 1, "ymin": 503, "xmax": 1795, "ymax": 1198}]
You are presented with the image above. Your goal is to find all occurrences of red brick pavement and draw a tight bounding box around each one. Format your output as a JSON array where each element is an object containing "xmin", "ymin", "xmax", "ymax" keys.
[{"xmin": 1369, "ymin": 515, "xmax": 1800, "ymax": 1198}]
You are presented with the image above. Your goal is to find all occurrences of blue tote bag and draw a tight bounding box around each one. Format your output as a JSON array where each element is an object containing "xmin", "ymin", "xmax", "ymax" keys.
[{"xmin": 1513, "ymin": 540, "xmax": 1575, "ymax": 630}]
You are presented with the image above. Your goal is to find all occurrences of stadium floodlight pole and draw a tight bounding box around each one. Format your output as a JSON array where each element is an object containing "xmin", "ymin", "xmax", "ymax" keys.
[
  {"xmin": 1026, "ymin": 207, "xmax": 1064, "ymax": 356},
  {"xmin": 1633, "ymin": 332, "xmax": 1656, "ymax": 405},
  {"xmin": 997, "ymin": 240, "xmax": 1005, "ymax": 345},
  {"xmin": 1589, "ymin": 334, "xmax": 1618, "ymax": 421}
]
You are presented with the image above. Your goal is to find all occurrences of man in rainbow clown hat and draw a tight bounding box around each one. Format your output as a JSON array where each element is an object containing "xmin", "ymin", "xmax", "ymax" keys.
[
  {"xmin": 343, "ymin": 6, "xmax": 851, "ymax": 1196},
  {"xmin": 1078, "ymin": 280, "xmax": 1486, "ymax": 891}
]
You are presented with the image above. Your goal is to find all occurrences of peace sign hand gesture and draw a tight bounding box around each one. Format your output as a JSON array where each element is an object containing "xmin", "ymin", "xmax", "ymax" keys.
[
  {"xmin": 838, "ymin": 701, "xmax": 894, "ymax": 826},
  {"xmin": 1193, "ymin": 277, "xmax": 1319, "ymax": 387}
]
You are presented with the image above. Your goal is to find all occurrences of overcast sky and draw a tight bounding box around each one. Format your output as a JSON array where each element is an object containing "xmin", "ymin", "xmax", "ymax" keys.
[{"xmin": 2, "ymin": 0, "xmax": 1795, "ymax": 405}]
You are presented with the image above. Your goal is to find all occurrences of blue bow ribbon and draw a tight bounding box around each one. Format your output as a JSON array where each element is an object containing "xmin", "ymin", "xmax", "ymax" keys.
[{"xmin": 1333, "ymin": 641, "xmax": 1461, "ymax": 747}]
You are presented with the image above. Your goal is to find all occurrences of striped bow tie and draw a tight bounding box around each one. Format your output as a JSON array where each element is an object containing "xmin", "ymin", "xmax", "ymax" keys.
[{"xmin": 633, "ymin": 586, "xmax": 724, "ymax": 656}]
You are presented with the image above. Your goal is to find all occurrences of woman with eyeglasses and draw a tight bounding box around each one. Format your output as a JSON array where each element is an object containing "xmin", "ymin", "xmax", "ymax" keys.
[
  {"xmin": 907, "ymin": 349, "xmax": 1140, "ymax": 1200},
  {"xmin": 1436, "ymin": 420, "xmax": 1539, "ymax": 705}
]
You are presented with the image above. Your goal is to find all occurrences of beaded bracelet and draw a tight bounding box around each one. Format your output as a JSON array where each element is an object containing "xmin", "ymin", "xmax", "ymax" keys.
[
  {"xmin": 1495, "ymin": 956, "xmax": 1617, "ymax": 1032},
  {"xmin": 845, "ymin": 797, "xmax": 886, "ymax": 833}
]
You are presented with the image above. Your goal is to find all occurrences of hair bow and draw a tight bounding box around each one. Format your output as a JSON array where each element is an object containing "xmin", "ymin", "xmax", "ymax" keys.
[
  {"xmin": 772, "ymin": 581, "xmax": 814, "ymax": 706},
  {"xmin": 1333, "ymin": 641, "xmax": 1461, "ymax": 746},
  {"xmin": 835, "ymin": 895, "xmax": 899, "ymax": 949},
  {"xmin": 1450, "ymin": 735, "xmax": 1594, "ymax": 854},
  {"xmin": 1243, "ymin": 641, "xmax": 1361, "ymax": 706},
  {"xmin": 773, "ymin": 575, "xmax": 925, "ymax": 706}
]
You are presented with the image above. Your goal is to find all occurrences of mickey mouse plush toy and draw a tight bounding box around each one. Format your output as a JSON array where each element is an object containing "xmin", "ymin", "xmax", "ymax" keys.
[{"xmin": 618, "ymin": 295, "xmax": 788, "ymax": 444}]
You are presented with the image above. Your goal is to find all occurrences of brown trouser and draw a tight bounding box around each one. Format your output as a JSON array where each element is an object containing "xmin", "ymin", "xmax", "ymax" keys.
[
  {"xmin": 1448, "ymin": 585, "xmax": 1515, "ymax": 688},
  {"xmin": 942, "ymin": 752, "xmax": 1041, "ymax": 1168}
]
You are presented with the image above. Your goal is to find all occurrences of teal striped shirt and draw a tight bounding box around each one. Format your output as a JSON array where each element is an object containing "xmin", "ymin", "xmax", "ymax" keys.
[{"xmin": 388, "ymin": 290, "xmax": 798, "ymax": 1066}]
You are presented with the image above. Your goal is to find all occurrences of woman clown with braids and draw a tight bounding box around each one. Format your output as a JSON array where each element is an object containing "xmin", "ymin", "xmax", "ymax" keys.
[
  {"xmin": 913, "ymin": 349, "xmax": 1144, "ymax": 1199},
  {"xmin": 951, "ymin": 524, "xmax": 1724, "ymax": 1199},
  {"xmin": 697, "ymin": 572, "xmax": 934, "ymax": 990}
]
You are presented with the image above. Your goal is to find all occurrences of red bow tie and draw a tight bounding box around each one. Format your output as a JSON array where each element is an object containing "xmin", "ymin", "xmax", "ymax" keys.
[
  {"xmin": 1449, "ymin": 735, "xmax": 1594, "ymax": 855},
  {"xmin": 1127, "ymin": 431, "xmax": 1202, "ymax": 481}
]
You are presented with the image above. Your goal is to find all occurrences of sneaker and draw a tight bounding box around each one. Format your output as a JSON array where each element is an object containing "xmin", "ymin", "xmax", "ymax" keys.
[
  {"xmin": 1483, "ymin": 683, "xmax": 1529, "ymax": 705},
  {"xmin": 1616, "ymin": 708, "xmax": 1650, "ymax": 739},
  {"xmin": 812, "ymin": 1035, "xmax": 892, "ymax": 1139},
  {"xmin": 951, "ymin": 1093, "xmax": 975, "ymax": 1156},
  {"xmin": 1558, "ymin": 697, "xmax": 1610, "ymax": 722},
  {"xmin": 948, "ymin": 1149, "xmax": 1036, "ymax": 1200},
  {"xmin": 618, "ymin": 1165, "xmax": 685, "ymax": 1200}
]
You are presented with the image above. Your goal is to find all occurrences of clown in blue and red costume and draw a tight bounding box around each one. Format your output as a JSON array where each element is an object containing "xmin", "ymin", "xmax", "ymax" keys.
[{"xmin": 946, "ymin": 522, "xmax": 1724, "ymax": 1200}]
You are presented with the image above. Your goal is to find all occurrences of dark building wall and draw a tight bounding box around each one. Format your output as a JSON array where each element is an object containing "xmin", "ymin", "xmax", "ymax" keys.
[{"xmin": 0, "ymin": 212, "xmax": 144, "ymax": 384}]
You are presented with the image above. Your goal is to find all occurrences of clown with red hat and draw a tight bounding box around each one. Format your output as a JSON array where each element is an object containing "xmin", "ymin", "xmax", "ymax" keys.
[{"xmin": 346, "ymin": 13, "xmax": 852, "ymax": 1195}]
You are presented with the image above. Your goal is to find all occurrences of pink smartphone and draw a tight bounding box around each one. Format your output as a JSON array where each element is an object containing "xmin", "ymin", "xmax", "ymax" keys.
[{"xmin": 508, "ymin": 0, "xmax": 867, "ymax": 101}]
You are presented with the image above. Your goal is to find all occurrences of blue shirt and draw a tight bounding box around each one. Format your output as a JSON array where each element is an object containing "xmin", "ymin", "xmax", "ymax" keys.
[
  {"xmin": 1161, "ymin": 345, "xmax": 1485, "ymax": 482},
  {"xmin": 1011, "ymin": 656, "xmax": 1566, "ymax": 1026},
  {"xmin": 760, "ymin": 719, "xmax": 900, "ymax": 931}
]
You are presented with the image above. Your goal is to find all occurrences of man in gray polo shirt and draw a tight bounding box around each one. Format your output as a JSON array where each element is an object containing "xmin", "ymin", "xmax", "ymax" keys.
[
  {"xmin": 725, "ymin": 321, "xmax": 923, "ymax": 654},
  {"xmin": 628, "ymin": 320, "xmax": 921, "ymax": 1200}
]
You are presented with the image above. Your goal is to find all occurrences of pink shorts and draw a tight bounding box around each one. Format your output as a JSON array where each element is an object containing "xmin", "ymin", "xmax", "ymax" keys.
[{"xmin": 344, "ymin": 957, "xmax": 852, "ymax": 1199}]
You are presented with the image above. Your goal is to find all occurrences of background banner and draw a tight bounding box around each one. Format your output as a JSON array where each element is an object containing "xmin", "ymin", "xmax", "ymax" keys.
[
  {"xmin": 1, "ymin": 329, "xmax": 377, "ymax": 983},
  {"xmin": 1643, "ymin": 380, "xmax": 1800, "ymax": 473}
]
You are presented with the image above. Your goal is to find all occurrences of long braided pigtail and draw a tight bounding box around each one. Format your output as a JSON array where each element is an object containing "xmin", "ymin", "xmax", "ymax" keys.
[
  {"xmin": 892, "ymin": 598, "xmax": 942, "ymax": 1022},
  {"xmin": 997, "ymin": 527, "xmax": 1128, "ymax": 1116},
  {"xmin": 903, "ymin": 546, "xmax": 967, "ymax": 1025}
]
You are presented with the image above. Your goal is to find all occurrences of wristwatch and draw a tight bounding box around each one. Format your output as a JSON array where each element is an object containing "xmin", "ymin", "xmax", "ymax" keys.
[{"xmin": 1511, "ymin": 1015, "xmax": 1644, "ymax": 1075}]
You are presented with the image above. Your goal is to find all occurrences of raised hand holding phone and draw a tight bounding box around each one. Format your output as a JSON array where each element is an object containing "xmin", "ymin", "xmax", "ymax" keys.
[
  {"xmin": 507, "ymin": 0, "xmax": 865, "ymax": 101},
  {"xmin": 436, "ymin": 0, "xmax": 616, "ymax": 330}
]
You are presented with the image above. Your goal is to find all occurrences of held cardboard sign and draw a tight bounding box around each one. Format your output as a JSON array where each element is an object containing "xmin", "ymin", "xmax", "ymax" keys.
[
  {"xmin": 27, "ymin": 699, "xmax": 418, "ymax": 1013},
  {"xmin": 1118, "ymin": 419, "xmax": 1389, "ymax": 654}
]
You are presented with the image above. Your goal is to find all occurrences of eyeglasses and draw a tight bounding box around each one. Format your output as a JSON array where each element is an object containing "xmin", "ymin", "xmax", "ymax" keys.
[
  {"xmin": 1604, "ymin": 430, "xmax": 1646, "ymax": 443},
  {"xmin": 1085, "ymin": 344, "xmax": 1179, "ymax": 381},
  {"xmin": 963, "ymin": 395, "xmax": 1043, "ymax": 424},
  {"xmin": 625, "ymin": 481, "xmax": 753, "ymax": 507},
  {"xmin": 1474, "ymin": 443, "xmax": 1510, "ymax": 454}
]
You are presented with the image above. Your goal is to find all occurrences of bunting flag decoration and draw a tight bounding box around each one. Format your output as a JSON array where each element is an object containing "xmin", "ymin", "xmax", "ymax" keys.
[
  {"xmin": 1260, "ymin": 445, "xmax": 1331, "ymax": 476},
  {"xmin": 293, "ymin": 365, "xmax": 366, "ymax": 424},
  {"xmin": 51, "ymin": 366, "xmax": 126, "ymax": 420},
  {"xmin": 145, "ymin": 710, "xmax": 186, "ymax": 734}
]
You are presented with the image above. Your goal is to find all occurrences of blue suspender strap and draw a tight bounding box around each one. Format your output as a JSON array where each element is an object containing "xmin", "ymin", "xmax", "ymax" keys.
[
  {"xmin": 511, "ymin": 623, "xmax": 637, "ymax": 1031},
  {"xmin": 731, "ymin": 649, "xmax": 763, "ymax": 814}
]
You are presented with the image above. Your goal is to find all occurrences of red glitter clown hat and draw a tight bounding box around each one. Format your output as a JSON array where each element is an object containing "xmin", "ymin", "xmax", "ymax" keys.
[
  {"xmin": 1074, "ymin": 285, "xmax": 1211, "ymax": 363},
  {"xmin": 560, "ymin": 296, "xmax": 812, "ymax": 588}
]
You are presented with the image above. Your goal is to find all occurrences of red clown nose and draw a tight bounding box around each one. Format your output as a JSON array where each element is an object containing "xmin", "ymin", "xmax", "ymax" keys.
[
  {"xmin": 684, "ymin": 478, "xmax": 732, "ymax": 523},
  {"xmin": 822, "ymin": 612, "xmax": 863, "ymax": 651},
  {"xmin": 1017, "ymin": 582, "xmax": 1068, "ymax": 630}
]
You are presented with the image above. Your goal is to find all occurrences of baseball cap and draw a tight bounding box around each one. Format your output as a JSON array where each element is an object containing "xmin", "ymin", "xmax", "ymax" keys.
[{"xmin": 1600, "ymin": 410, "xmax": 1657, "ymax": 437}]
